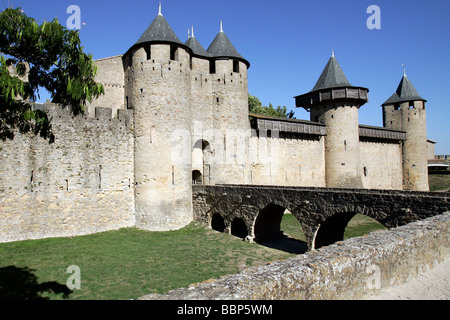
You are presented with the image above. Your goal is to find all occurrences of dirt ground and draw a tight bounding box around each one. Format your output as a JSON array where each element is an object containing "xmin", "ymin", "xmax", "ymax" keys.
[{"xmin": 366, "ymin": 257, "xmax": 450, "ymax": 300}]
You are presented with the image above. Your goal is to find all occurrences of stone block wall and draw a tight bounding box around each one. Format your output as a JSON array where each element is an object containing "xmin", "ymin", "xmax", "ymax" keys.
[
  {"xmin": 0, "ymin": 102, "xmax": 135, "ymax": 243},
  {"xmin": 360, "ymin": 139, "xmax": 403, "ymax": 190}
]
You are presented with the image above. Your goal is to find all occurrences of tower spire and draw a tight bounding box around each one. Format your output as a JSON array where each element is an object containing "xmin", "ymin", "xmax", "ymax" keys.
[
  {"xmin": 220, "ymin": 21, "xmax": 223, "ymax": 32},
  {"xmin": 158, "ymin": 2, "xmax": 162, "ymax": 16},
  {"xmin": 402, "ymin": 64, "xmax": 406, "ymax": 76},
  {"xmin": 191, "ymin": 26, "xmax": 195, "ymax": 38},
  {"xmin": 331, "ymin": 48, "xmax": 335, "ymax": 57}
]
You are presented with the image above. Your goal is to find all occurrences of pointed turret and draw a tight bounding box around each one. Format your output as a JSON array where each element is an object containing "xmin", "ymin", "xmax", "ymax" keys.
[
  {"xmin": 311, "ymin": 53, "xmax": 352, "ymax": 91},
  {"xmin": 185, "ymin": 26, "xmax": 210, "ymax": 58},
  {"xmin": 382, "ymin": 70, "xmax": 429, "ymax": 191},
  {"xmin": 294, "ymin": 52, "xmax": 369, "ymax": 189},
  {"xmin": 295, "ymin": 52, "xmax": 368, "ymax": 111},
  {"xmin": 382, "ymin": 72, "xmax": 426, "ymax": 106},
  {"xmin": 207, "ymin": 21, "xmax": 250, "ymax": 67},
  {"xmin": 134, "ymin": 4, "xmax": 183, "ymax": 47}
]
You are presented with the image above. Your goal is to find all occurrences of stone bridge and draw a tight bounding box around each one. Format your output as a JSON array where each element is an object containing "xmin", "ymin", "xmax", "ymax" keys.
[{"xmin": 192, "ymin": 185, "xmax": 449, "ymax": 250}]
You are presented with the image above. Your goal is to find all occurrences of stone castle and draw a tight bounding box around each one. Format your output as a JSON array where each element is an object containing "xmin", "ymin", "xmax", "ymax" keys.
[{"xmin": 0, "ymin": 5, "xmax": 431, "ymax": 242}]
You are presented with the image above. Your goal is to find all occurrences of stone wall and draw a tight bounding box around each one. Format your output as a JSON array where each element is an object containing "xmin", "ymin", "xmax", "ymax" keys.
[
  {"xmin": 192, "ymin": 184, "xmax": 449, "ymax": 249},
  {"xmin": 0, "ymin": 102, "xmax": 135, "ymax": 243},
  {"xmin": 360, "ymin": 139, "xmax": 403, "ymax": 190},
  {"xmin": 140, "ymin": 211, "xmax": 450, "ymax": 300},
  {"xmin": 247, "ymin": 132, "xmax": 326, "ymax": 187},
  {"xmin": 86, "ymin": 55, "xmax": 125, "ymax": 118}
]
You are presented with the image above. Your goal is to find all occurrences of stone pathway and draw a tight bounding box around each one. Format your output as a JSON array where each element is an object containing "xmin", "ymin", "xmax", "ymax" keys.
[{"xmin": 366, "ymin": 257, "xmax": 450, "ymax": 300}]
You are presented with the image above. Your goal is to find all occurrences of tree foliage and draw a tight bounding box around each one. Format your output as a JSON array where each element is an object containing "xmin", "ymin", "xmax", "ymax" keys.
[
  {"xmin": 248, "ymin": 94, "xmax": 295, "ymax": 119},
  {"xmin": 0, "ymin": 7, "xmax": 104, "ymax": 142}
]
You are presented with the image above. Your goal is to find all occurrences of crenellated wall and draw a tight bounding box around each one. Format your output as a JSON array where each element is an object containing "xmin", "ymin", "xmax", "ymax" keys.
[{"xmin": 0, "ymin": 102, "xmax": 135, "ymax": 243}]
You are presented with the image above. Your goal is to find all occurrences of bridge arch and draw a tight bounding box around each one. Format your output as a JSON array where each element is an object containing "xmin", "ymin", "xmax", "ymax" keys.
[
  {"xmin": 313, "ymin": 212, "xmax": 356, "ymax": 249},
  {"xmin": 211, "ymin": 213, "xmax": 226, "ymax": 233},
  {"xmin": 312, "ymin": 211, "xmax": 387, "ymax": 249},
  {"xmin": 231, "ymin": 218, "xmax": 248, "ymax": 239},
  {"xmin": 254, "ymin": 204, "xmax": 286, "ymax": 242}
]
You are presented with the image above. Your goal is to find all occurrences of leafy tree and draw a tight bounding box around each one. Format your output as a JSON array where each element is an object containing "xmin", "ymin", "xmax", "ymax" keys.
[
  {"xmin": 248, "ymin": 94, "xmax": 295, "ymax": 119},
  {"xmin": 0, "ymin": 7, "xmax": 104, "ymax": 143}
]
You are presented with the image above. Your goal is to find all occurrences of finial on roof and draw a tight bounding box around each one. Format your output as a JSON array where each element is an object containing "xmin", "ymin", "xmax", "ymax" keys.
[
  {"xmin": 187, "ymin": 28, "xmax": 190, "ymax": 39},
  {"xmin": 191, "ymin": 26, "xmax": 195, "ymax": 38},
  {"xmin": 220, "ymin": 21, "xmax": 223, "ymax": 32},
  {"xmin": 402, "ymin": 64, "xmax": 406, "ymax": 76},
  {"xmin": 158, "ymin": 2, "xmax": 162, "ymax": 15},
  {"xmin": 331, "ymin": 49, "xmax": 335, "ymax": 57}
]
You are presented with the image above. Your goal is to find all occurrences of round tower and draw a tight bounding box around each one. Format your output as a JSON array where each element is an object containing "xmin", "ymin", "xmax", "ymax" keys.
[
  {"xmin": 207, "ymin": 21, "xmax": 250, "ymax": 133},
  {"xmin": 206, "ymin": 21, "xmax": 251, "ymax": 184},
  {"xmin": 124, "ymin": 5, "xmax": 193, "ymax": 231},
  {"xmin": 382, "ymin": 70, "xmax": 428, "ymax": 191},
  {"xmin": 295, "ymin": 52, "xmax": 369, "ymax": 188}
]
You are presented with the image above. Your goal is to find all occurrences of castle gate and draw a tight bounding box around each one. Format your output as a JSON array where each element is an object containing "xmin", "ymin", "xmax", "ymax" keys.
[{"xmin": 192, "ymin": 185, "xmax": 449, "ymax": 250}]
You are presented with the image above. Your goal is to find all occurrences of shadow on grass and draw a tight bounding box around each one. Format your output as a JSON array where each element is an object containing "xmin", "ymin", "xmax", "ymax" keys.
[
  {"xmin": 257, "ymin": 235, "xmax": 308, "ymax": 255},
  {"xmin": 0, "ymin": 266, "xmax": 72, "ymax": 300}
]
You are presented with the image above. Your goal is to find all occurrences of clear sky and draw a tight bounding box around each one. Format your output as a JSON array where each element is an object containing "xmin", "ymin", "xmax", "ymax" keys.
[{"xmin": 6, "ymin": 0, "xmax": 450, "ymax": 154}]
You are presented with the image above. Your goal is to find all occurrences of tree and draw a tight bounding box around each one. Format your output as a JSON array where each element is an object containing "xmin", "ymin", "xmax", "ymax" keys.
[
  {"xmin": 248, "ymin": 94, "xmax": 295, "ymax": 119},
  {"xmin": 0, "ymin": 7, "xmax": 104, "ymax": 143}
]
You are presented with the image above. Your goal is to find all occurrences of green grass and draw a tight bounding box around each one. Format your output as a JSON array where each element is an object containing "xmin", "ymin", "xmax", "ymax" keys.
[
  {"xmin": 279, "ymin": 213, "xmax": 386, "ymax": 242},
  {"xmin": 429, "ymin": 173, "xmax": 450, "ymax": 191},
  {"xmin": 0, "ymin": 223, "xmax": 293, "ymax": 300},
  {"xmin": 0, "ymin": 214, "xmax": 387, "ymax": 300}
]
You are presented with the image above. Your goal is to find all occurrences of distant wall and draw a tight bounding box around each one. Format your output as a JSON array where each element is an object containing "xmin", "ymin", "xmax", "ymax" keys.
[
  {"xmin": 86, "ymin": 55, "xmax": 125, "ymax": 118},
  {"xmin": 360, "ymin": 139, "xmax": 403, "ymax": 190},
  {"xmin": 140, "ymin": 212, "xmax": 450, "ymax": 300},
  {"xmin": 247, "ymin": 133, "xmax": 326, "ymax": 187},
  {"xmin": 0, "ymin": 102, "xmax": 135, "ymax": 243}
]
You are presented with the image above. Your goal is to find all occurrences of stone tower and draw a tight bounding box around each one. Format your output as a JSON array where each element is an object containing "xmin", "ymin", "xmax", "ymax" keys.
[
  {"xmin": 295, "ymin": 52, "xmax": 369, "ymax": 188},
  {"xmin": 122, "ymin": 5, "xmax": 250, "ymax": 231},
  {"xmin": 124, "ymin": 5, "xmax": 193, "ymax": 231},
  {"xmin": 206, "ymin": 22, "xmax": 250, "ymax": 185},
  {"xmin": 382, "ymin": 70, "xmax": 429, "ymax": 191}
]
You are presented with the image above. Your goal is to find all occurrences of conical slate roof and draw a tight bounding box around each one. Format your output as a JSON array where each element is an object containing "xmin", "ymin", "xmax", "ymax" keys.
[
  {"xmin": 134, "ymin": 10, "xmax": 183, "ymax": 46},
  {"xmin": 207, "ymin": 22, "xmax": 249, "ymax": 67},
  {"xmin": 311, "ymin": 52, "xmax": 352, "ymax": 91},
  {"xmin": 294, "ymin": 52, "xmax": 369, "ymax": 110},
  {"xmin": 185, "ymin": 27, "xmax": 210, "ymax": 58},
  {"xmin": 382, "ymin": 73, "xmax": 426, "ymax": 106}
]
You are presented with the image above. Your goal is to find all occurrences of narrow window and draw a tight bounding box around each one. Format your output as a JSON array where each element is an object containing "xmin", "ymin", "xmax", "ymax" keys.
[
  {"xmin": 145, "ymin": 46, "xmax": 151, "ymax": 60},
  {"xmin": 172, "ymin": 166, "xmax": 175, "ymax": 186},
  {"xmin": 170, "ymin": 45, "xmax": 177, "ymax": 61},
  {"xmin": 409, "ymin": 101, "xmax": 414, "ymax": 109},
  {"xmin": 363, "ymin": 167, "xmax": 368, "ymax": 177},
  {"xmin": 209, "ymin": 60, "xmax": 216, "ymax": 74},
  {"xmin": 99, "ymin": 165, "xmax": 102, "ymax": 190},
  {"xmin": 233, "ymin": 60, "xmax": 239, "ymax": 73}
]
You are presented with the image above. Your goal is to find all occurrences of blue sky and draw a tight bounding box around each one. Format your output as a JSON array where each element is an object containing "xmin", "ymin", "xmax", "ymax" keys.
[{"xmin": 7, "ymin": 0, "xmax": 450, "ymax": 154}]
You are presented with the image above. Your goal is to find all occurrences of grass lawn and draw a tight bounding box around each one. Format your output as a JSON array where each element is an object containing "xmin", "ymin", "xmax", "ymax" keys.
[
  {"xmin": 0, "ymin": 214, "xmax": 386, "ymax": 300},
  {"xmin": 428, "ymin": 173, "xmax": 450, "ymax": 191}
]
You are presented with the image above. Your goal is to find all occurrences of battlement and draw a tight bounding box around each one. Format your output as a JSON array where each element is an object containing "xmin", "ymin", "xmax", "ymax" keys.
[{"xmin": 33, "ymin": 101, "xmax": 133, "ymax": 129}]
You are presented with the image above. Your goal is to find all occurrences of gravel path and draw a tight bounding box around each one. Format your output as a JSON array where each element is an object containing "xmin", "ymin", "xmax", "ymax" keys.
[{"xmin": 366, "ymin": 257, "xmax": 450, "ymax": 300}]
